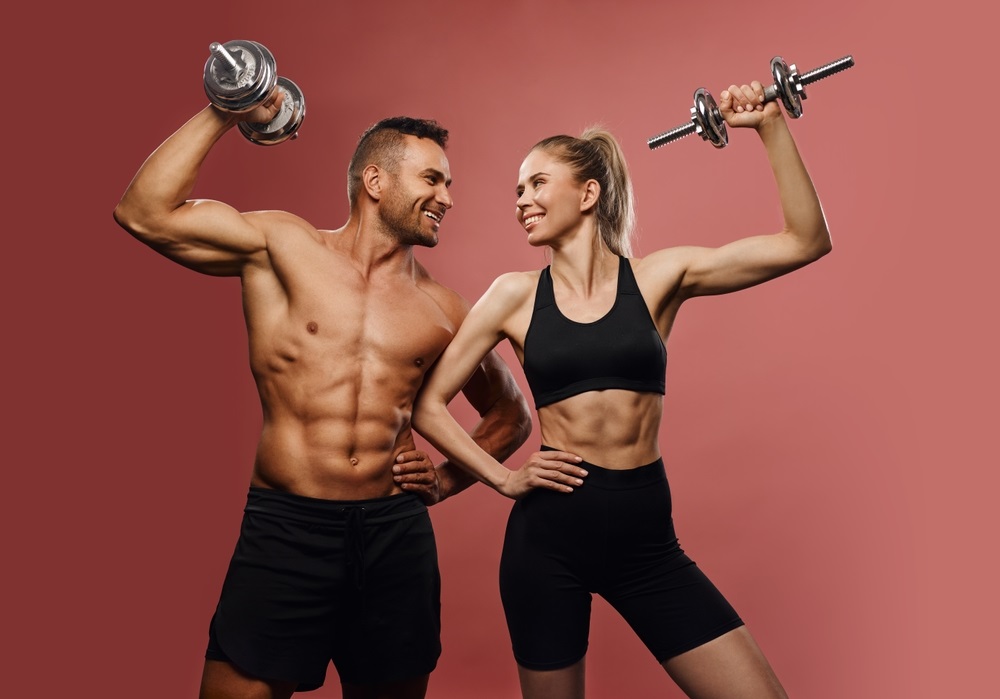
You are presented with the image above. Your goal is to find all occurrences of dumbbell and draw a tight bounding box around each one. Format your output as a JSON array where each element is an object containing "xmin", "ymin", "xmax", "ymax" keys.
[
  {"xmin": 203, "ymin": 40, "xmax": 306, "ymax": 146},
  {"xmin": 647, "ymin": 54, "xmax": 855, "ymax": 150}
]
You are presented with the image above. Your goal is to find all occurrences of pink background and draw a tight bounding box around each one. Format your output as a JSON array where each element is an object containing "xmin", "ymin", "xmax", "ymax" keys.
[{"xmin": 5, "ymin": 1, "xmax": 997, "ymax": 697}]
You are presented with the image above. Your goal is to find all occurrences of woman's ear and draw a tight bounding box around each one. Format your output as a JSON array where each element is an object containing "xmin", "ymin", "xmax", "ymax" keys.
[{"xmin": 580, "ymin": 179, "xmax": 600, "ymax": 213}]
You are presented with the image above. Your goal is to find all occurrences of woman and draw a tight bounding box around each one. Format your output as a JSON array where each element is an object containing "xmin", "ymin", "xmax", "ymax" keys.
[{"xmin": 413, "ymin": 80, "xmax": 831, "ymax": 699}]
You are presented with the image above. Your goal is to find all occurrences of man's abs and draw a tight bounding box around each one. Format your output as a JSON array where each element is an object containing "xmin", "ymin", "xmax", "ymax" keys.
[
  {"xmin": 238, "ymin": 227, "xmax": 462, "ymax": 499},
  {"xmin": 250, "ymin": 412, "xmax": 424, "ymax": 500},
  {"xmin": 244, "ymin": 300, "xmax": 458, "ymax": 498}
]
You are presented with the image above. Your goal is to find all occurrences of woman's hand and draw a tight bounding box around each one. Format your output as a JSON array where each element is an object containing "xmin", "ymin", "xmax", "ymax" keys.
[
  {"xmin": 719, "ymin": 81, "xmax": 782, "ymax": 130},
  {"xmin": 497, "ymin": 450, "xmax": 589, "ymax": 499}
]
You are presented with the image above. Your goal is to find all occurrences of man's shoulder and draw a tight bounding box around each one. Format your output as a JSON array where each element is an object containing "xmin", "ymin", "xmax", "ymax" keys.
[
  {"xmin": 244, "ymin": 210, "xmax": 323, "ymax": 244},
  {"xmin": 414, "ymin": 269, "xmax": 470, "ymax": 323}
]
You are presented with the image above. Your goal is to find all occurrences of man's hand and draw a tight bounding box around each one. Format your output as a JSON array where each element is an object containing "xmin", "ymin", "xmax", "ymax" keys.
[
  {"xmin": 243, "ymin": 88, "xmax": 285, "ymax": 124},
  {"xmin": 392, "ymin": 450, "xmax": 441, "ymax": 505}
]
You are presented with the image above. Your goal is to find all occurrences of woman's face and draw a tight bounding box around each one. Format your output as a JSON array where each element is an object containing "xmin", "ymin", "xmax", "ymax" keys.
[{"xmin": 515, "ymin": 148, "xmax": 587, "ymax": 247}]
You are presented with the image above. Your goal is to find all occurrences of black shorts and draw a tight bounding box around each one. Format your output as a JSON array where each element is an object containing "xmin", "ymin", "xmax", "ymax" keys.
[
  {"xmin": 499, "ymin": 448, "xmax": 743, "ymax": 670},
  {"xmin": 206, "ymin": 487, "xmax": 441, "ymax": 690}
]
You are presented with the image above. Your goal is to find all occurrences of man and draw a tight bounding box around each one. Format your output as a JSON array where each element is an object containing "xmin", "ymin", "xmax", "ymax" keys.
[{"xmin": 113, "ymin": 92, "xmax": 532, "ymax": 698}]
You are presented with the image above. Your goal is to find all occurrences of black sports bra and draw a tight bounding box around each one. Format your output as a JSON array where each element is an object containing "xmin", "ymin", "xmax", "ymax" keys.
[{"xmin": 522, "ymin": 257, "xmax": 667, "ymax": 409}]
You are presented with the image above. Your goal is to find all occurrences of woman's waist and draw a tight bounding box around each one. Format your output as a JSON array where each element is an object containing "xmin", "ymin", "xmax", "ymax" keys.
[
  {"xmin": 537, "ymin": 417, "xmax": 661, "ymax": 469},
  {"xmin": 539, "ymin": 444, "xmax": 665, "ymax": 488}
]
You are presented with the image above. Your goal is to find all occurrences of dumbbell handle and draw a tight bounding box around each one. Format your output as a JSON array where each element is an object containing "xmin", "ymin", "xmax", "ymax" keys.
[{"xmin": 647, "ymin": 54, "xmax": 854, "ymax": 150}]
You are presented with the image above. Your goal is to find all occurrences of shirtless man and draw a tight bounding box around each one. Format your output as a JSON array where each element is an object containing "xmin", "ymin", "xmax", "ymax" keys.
[{"xmin": 113, "ymin": 94, "xmax": 558, "ymax": 698}]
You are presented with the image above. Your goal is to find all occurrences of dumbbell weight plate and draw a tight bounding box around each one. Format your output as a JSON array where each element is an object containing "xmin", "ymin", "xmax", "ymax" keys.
[
  {"xmin": 204, "ymin": 40, "xmax": 277, "ymax": 113},
  {"xmin": 768, "ymin": 56, "xmax": 804, "ymax": 118},
  {"xmin": 692, "ymin": 88, "xmax": 727, "ymax": 148},
  {"xmin": 238, "ymin": 77, "xmax": 307, "ymax": 146}
]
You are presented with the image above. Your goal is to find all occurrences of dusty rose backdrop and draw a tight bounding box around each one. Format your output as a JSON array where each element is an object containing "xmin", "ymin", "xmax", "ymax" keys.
[{"xmin": 5, "ymin": 1, "xmax": 996, "ymax": 696}]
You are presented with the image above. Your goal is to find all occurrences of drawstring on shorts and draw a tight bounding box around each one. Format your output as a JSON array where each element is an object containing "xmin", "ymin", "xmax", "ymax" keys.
[{"xmin": 345, "ymin": 506, "xmax": 366, "ymax": 590}]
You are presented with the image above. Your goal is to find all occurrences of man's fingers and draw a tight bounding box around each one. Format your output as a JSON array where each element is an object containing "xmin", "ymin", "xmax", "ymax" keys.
[
  {"xmin": 393, "ymin": 468, "xmax": 434, "ymax": 483},
  {"xmin": 392, "ymin": 451, "xmax": 433, "ymax": 477},
  {"xmin": 399, "ymin": 480, "xmax": 432, "ymax": 490}
]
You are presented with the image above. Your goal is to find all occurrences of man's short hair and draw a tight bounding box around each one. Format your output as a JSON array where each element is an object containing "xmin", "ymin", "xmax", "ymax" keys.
[{"xmin": 347, "ymin": 117, "xmax": 449, "ymax": 205}]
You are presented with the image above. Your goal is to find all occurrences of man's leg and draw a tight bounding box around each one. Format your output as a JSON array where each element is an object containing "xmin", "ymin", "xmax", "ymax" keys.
[
  {"xmin": 199, "ymin": 659, "xmax": 297, "ymax": 699},
  {"xmin": 341, "ymin": 674, "xmax": 430, "ymax": 699}
]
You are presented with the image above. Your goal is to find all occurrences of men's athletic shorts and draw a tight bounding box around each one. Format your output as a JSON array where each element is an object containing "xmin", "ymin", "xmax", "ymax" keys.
[{"xmin": 206, "ymin": 487, "xmax": 440, "ymax": 690}]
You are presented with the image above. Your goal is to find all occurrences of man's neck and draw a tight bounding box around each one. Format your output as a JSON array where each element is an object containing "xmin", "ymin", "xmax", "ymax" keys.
[{"xmin": 330, "ymin": 213, "xmax": 418, "ymax": 278}]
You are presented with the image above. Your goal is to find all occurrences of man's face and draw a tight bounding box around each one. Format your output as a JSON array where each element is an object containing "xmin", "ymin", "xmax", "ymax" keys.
[{"xmin": 379, "ymin": 135, "xmax": 453, "ymax": 248}]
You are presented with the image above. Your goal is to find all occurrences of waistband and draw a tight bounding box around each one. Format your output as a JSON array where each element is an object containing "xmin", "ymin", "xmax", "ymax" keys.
[
  {"xmin": 244, "ymin": 486, "xmax": 427, "ymax": 526},
  {"xmin": 540, "ymin": 445, "xmax": 665, "ymax": 489}
]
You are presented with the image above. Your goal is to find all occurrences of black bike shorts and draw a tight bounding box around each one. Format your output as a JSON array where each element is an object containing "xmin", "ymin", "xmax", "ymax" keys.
[{"xmin": 499, "ymin": 449, "xmax": 743, "ymax": 670}]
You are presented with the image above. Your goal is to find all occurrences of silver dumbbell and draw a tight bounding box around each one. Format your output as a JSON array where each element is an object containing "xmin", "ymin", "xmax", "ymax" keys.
[
  {"xmin": 647, "ymin": 54, "xmax": 855, "ymax": 150},
  {"xmin": 203, "ymin": 40, "xmax": 306, "ymax": 146}
]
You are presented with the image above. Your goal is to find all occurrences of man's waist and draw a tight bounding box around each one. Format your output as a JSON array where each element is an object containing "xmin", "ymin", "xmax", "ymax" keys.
[{"xmin": 244, "ymin": 486, "xmax": 426, "ymax": 526}]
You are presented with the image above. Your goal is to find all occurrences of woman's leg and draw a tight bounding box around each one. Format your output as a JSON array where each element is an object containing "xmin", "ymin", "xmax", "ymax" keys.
[
  {"xmin": 517, "ymin": 658, "xmax": 586, "ymax": 699},
  {"xmin": 662, "ymin": 627, "xmax": 787, "ymax": 699}
]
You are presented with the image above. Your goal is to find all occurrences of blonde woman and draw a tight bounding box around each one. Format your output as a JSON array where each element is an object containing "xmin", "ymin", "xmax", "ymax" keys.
[{"xmin": 414, "ymin": 80, "xmax": 831, "ymax": 699}]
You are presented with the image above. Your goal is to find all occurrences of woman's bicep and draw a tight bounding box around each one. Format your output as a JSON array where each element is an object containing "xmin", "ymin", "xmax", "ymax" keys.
[
  {"xmin": 424, "ymin": 300, "xmax": 508, "ymax": 404},
  {"xmin": 680, "ymin": 233, "xmax": 817, "ymax": 296}
]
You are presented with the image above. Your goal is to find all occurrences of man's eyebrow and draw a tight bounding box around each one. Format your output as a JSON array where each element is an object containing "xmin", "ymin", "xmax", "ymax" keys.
[{"xmin": 420, "ymin": 168, "xmax": 452, "ymax": 187}]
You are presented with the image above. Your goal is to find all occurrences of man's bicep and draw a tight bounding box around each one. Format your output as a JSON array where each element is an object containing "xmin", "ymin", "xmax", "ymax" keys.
[{"xmin": 138, "ymin": 200, "xmax": 270, "ymax": 275}]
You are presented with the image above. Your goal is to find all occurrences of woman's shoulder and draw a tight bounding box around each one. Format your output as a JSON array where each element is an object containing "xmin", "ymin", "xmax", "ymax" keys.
[
  {"xmin": 628, "ymin": 247, "xmax": 693, "ymax": 279},
  {"xmin": 477, "ymin": 269, "xmax": 543, "ymax": 312},
  {"xmin": 492, "ymin": 269, "xmax": 543, "ymax": 291}
]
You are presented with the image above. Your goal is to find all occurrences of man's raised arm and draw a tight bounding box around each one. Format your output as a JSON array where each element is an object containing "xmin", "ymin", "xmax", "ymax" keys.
[{"xmin": 113, "ymin": 97, "xmax": 282, "ymax": 276}]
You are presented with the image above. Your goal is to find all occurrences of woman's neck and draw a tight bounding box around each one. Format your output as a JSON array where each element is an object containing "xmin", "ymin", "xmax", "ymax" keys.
[{"xmin": 549, "ymin": 235, "xmax": 619, "ymax": 295}]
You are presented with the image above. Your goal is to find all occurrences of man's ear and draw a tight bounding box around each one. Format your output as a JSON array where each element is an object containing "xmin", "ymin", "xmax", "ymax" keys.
[
  {"xmin": 580, "ymin": 179, "xmax": 600, "ymax": 213},
  {"xmin": 363, "ymin": 164, "xmax": 383, "ymax": 201}
]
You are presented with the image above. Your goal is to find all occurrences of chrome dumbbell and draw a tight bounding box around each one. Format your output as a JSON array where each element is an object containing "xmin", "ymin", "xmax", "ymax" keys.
[
  {"xmin": 647, "ymin": 54, "xmax": 855, "ymax": 150},
  {"xmin": 203, "ymin": 40, "xmax": 306, "ymax": 146}
]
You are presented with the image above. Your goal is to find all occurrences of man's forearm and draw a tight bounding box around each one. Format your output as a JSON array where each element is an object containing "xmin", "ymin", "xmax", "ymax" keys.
[{"xmin": 115, "ymin": 106, "xmax": 236, "ymax": 231}]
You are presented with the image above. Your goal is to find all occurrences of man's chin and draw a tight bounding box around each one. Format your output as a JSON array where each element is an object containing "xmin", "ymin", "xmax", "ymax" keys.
[
  {"xmin": 412, "ymin": 233, "xmax": 439, "ymax": 248},
  {"xmin": 392, "ymin": 229, "xmax": 438, "ymax": 248}
]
